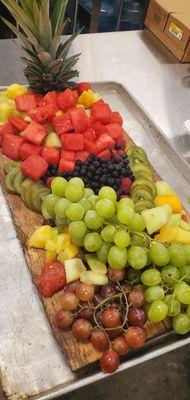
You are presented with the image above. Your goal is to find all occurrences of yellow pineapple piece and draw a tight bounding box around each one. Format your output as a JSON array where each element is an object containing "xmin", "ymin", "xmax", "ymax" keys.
[
  {"xmin": 45, "ymin": 238, "xmax": 57, "ymax": 252},
  {"xmin": 56, "ymin": 233, "xmax": 71, "ymax": 253},
  {"xmin": 6, "ymin": 83, "xmax": 27, "ymax": 99},
  {"xmin": 57, "ymin": 244, "xmax": 79, "ymax": 263},
  {"xmin": 12, "ymin": 110, "xmax": 22, "ymax": 117},
  {"xmin": 45, "ymin": 250, "xmax": 57, "ymax": 261},
  {"xmin": 55, "ymin": 110, "xmax": 63, "ymax": 116},
  {"xmin": 28, "ymin": 226, "xmax": 52, "ymax": 249},
  {"xmin": 78, "ymin": 90, "xmax": 96, "ymax": 109},
  {"xmin": 0, "ymin": 102, "xmax": 15, "ymax": 118}
]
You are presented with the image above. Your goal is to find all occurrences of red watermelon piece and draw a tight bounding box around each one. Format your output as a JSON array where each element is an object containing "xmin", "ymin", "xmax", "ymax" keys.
[
  {"xmin": 75, "ymin": 151, "xmax": 89, "ymax": 161},
  {"xmin": 15, "ymin": 93, "xmax": 37, "ymax": 112},
  {"xmin": 19, "ymin": 143, "xmax": 42, "ymax": 160},
  {"xmin": 69, "ymin": 108, "xmax": 90, "ymax": 132},
  {"xmin": 61, "ymin": 150, "xmax": 76, "ymax": 161},
  {"xmin": 83, "ymin": 128, "xmax": 96, "ymax": 142},
  {"xmin": 110, "ymin": 111, "xmax": 123, "ymax": 126},
  {"xmin": 105, "ymin": 123, "xmax": 124, "ymax": 141},
  {"xmin": 22, "ymin": 121, "xmax": 47, "ymax": 145},
  {"xmin": 53, "ymin": 113, "xmax": 73, "ymax": 134},
  {"xmin": 0, "ymin": 122, "xmax": 15, "ymax": 138},
  {"xmin": 91, "ymin": 102, "xmax": 112, "ymax": 125},
  {"xmin": 77, "ymin": 82, "xmax": 91, "ymax": 95},
  {"xmin": 21, "ymin": 154, "xmax": 48, "ymax": 181},
  {"xmin": 61, "ymin": 133, "xmax": 84, "ymax": 151},
  {"xmin": 58, "ymin": 159, "xmax": 75, "ymax": 173},
  {"xmin": 84, "ymin": 139, "xmax": 96, "ymax": 153},
  {"xmin": 95, "ymin": 134, "xmax": 115, "ymax": 154},
  {"xmin": 41, "ymin": 147, "xmax": 60, "ymax": 165},
  {"xmin": 2, "ymin": 135, "xmax": 24, "ymax": 160},
  {"xmin": 57, "ymin": 89, "xmax": 77, "ymax": 111}
]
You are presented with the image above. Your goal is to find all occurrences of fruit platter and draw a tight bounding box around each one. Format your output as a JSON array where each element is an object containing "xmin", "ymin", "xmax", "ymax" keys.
[{"xmin": 0, "ymin": 0, "xmax": 190, "ymax": 382}]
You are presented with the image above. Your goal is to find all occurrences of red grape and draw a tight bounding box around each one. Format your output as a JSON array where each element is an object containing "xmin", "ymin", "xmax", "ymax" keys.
[
  {"xmin": 64, "ymin": 281, "xmax": 80, "ymax": 293},
  {"xmin": 100, "ymin": 284, "xmax": 116, "ymax": 299},
  {"xmin": 124, "ymin": 326, "xmax": 147, "ymax": 348},
  {"xmin": 90, "ymin": 329, "xmax": 109, "ymax": 352},
  {"xmin": 121, "ymin": 283, "xmax": 132, "ymax": 293},
  {"xmin": 128, "ymin": 288, "xmax": 145, "ymax": 307},
  {"xmin": 59, "ymin": 292, "xmax": 79, "ymax": 311},
  {"xmin": 72, "ymin": 318, "xmax": 92, "ymax": 340},
  {"xmin": 102, "ymin": 307, "xmax": 121, "ymax": 328},
  {"xmin": 79, "ymin": 304, "xmax": 93, "ymax": 320},
  {"xmin": 54, "ymin": 309, "xmax": 73, "ymax": 329},
  {"xmin": 128, "ymin": 307, "xmax": 147, "ymax": 327},
  {"xmin": 107, "ymin": 327, "xmax": 122, "ymax": 340},
  {"xmin": 76, "ymin": 283, "xmax": 94, "ymax": 301},
  {"xmin": 107, "ymin": 267, "xmax": 126, "ymax": 282},
  {"xmin": 100, "ymin": 350, "xmax": 119, "ymax": 373},
  {"xmin": 112, "ymin": 336, "xmax": 130, "ymax": 355},
  {"xmin": 93, "ymin": 285, "xmax": 100, "ymax": 294}
]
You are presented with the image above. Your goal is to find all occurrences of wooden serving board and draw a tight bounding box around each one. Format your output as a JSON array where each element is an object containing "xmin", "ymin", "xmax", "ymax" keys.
[{"xmin": 0, "ymin": 133, "xmax": 171, "ymax": 371}]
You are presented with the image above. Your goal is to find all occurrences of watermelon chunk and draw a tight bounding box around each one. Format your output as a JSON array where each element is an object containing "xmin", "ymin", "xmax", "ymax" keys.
[
  {"xmin": 84, "ymin": 139, "xmax": 96, "ymax": 153},
  {"xmin": 91, "ymin": 121, "xmax": 106, "ymax": 137},
  {"xmin": 29, "ymin": 104, "xmax": 57, "ymax": 124},
  {"xmin": 105, "ymin": 123, "xmax": 124, "ymax": 141},
  {"xmin": 15, "ymin": 93, "xmax": 37, "ymax": 112},
  {"xmin": 41, "ymin": 147, "xmax": 60, "ymax": 165},
  {"xmin": 22, "ymin": 121, "xmax": 47, "ymax": 145},
  {"xmin": 39, "ymin": 91, "xmax": 58, "ymax": 107},
  {"xmin": 53, "ymin": 113, "xmax": 73, "ymax": 134},
  {"xmin": 19, "ymin": 143, "xmax": 42, "ymax": 160},
  {"xmin": 111, "ymin": 111, "xmax": 123, "ymax": 126},
  {"xmin": 8, "ymin": 116, "xmax": 29, "ymax": 132},
  {"xmin": 95, "ymin": 134, "xmax": 115, "ymax": 154},
  {"xmin": 21, "ymin": 155, "xmax": 48, "ymax": 181},
  {"xmin": 69, "ymin": 108, "xmax": 90, "ymax": 132},
  {"xmin": 2, "ymin": 135, "xmax": 24, "ymax": 160},
  {"xmin": 61, "ymin": 133, "xmax": 84, "ymax": 151},
  {"xmin": 75, "ymin": 151, "xmax": 89, "ymax": 162},
  {"xmin": 57, "ymin": 89, "xmax": 77, "ymax": 111},
  {"xmin": 61, "ymin": 150, "xmax": 75, "ymax": 161},
  {"xmin": 77, "ymin": 82, "xmax": 91, "ymax": 95},
  {"xmin": 58, "ymin": 159, "xmax": 75, "ymax": 173},
  {"xmin": 83, "ymin": 128, "xmax": 96, "ymax": 142},
  {"xmin": 91, "ymin": 102, "xmax": 112, "ymax": 125},
  {"xmin": 0, "ymin": 122, "xmax": 15, "ymax": 138},
  {"xmin": 98, "ymin": 149, "xmax": 111, "ymax": 160}
]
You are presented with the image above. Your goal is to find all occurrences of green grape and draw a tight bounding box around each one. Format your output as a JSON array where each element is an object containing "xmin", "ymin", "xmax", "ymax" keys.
[
  {"xmin": 44, "ymin": 194, "xmax": 60, "ymax": 216},
  {"xmin": 84, "ymin": 210, "xmax": 103, "ymax": 230},
  {"xmin": 65, "ymin": 203, "xmax": 84, "ymax": 221},
  {"xmin": 128, "ymin": 213, "xmax": 146, "ymax": 232},
  {"xmin": 98, "ymin": 186, "xmax": 117, "ymax": 203},
  {"xmin": 68, "ymin": 221, "xmax": 87, "ymax": 239},
  {"xmin": 117, "ymin": 197, "xmax": 134, "ymax": 211},
  {"xmin": 172, "ymin": 313, "xmax": 190, "ymax": 334},
  {"xmin": 101, "ymin": 225, "xmax": 116, "ymax": 242},
  {"xmin": 141, "ymin": 269, "xmax": 161, "ymax": 286},
  {"xmin": 117, "ymin": 206, "xmax": 135, "ymax": 225},
  {"xmin": 145, "ymin": 286, "xmax": 165, "ymax": 303},
  {"xmin": 84, "ymin": 232, "xmax": 102, "ymax": 252},
  {"xmin": 143, "ymin": 302, "xmax": 151, "ymax": 314},
  {"xmin": 88, "ymin": 195, "xmax": 99, "ymax": 209},
  {"xmin": 55, "ymin": 216, "xmax": 67, "ymax": 228},
  {"xmin": 187, "ymin": 305, "xmax": 190, "ymax": 318},
  {"xmin": 54, "ymin": 198, "xmax": 71, "ymax": 217},
  {"xmin": 107, "ymin": 214, "xmax": 119, "ymax": 225},
  {"xmin": 65, "ymin": 183, "xmax": 84, "ymax": 202},
  {"xmin": 145, "ymin": 249, "xmax": 152, "ymax": 266},
  {"xmin": 164, "ymin": 295, "xmax": 181, "ymax": 317},
  {"xmin": 169, "ymin": 243, "xmax": 187, "ymax": 267},
  {"xmin": 69, "ymin": 177, "xmax": 84, "ymax": 189},
  {"xmin": 96, "ymin": 241, "xmax": 112, "ymax": 263},
  {"xmin": 51, "ymin": 177, "xmax": 68, "ymax": 197},
  {"xmin": 161, "ymin": 265, "xmax": 180, "ymax": 286},
  {"xmin": 83, "ymin": 188, "xmax": 94, "ymax": 198},
  {"xmin": 130, "ymin": 232, "xmax": 150, "ymax": 248},
  {"xmin": 78, "ymin": 197, "xmax": 91, "ymax": 213},
  {"xmin": 127, "ymin": 246, "xmax": 147, "ymax": 270},
  {"xmin": 114, "ymin": 230, "xmax": 131, "ymax": 249},
  {"xmin": 180, "ymin": 265, "xmax": 190, "ymax": 284},
  {"xmin": 95, "ymin": 199, "xmax": 115, "ymax": 219},
  {"xmin": 72, "ymin": 237, "xmax": 84, "ymax": 247},
  {"xmin": 184, "ymin": 244, "xmax": 190, "ymax": 263},
  {"xmin": 148, "ymin": 300, "xmax": 168, "ymax": 323},
  {"xmin": 149, "ymin": 243, "xmax": 170, "ymax": 267},
  {"xmin": 126, "ymin": 267, "xmax": 141, "ymax": 284},
  {"xmin": 175, "ymin": 281, "xmax": 190, "ymax": 304},
  {"xmin": 108, "ymin": 245, "xmax": 128, "ymax": 270}
]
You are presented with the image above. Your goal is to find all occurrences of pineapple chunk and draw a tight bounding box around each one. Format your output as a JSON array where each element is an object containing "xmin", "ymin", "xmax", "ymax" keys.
[
  {"xmin": 78, "ymin": 90, "xmax": 96, "ymax": 108},
  {"xmin": 57, "ymin": 244, "xmax": 78, "ymax": 263},
  {"xmin": 7, "ymin": 83, "xmax": 27, "ymax": 99},
  {"xmin": 45, "ymin": 238, "xmax": 57, "ymax": 252},
  {"xmin": 28, "ymin": 226, "xmax": 52, "ymax": 249},
  {"xmin": 80, "ymin": 271, "xmax": 108, "ymax": 285},
  {"xmin": 0, "ymin": 102, "xmax": 15, "ymax": 118},
  {"xmin": 64, "ymin": 258, "xmax": 86, "ymax": 283},
  {"xmin": 45, "ymin": 250, "xmax": 57, "ymax": 261},
  {"xmin": 56, "ymin": 233, "xmax": 71, "ymax": 253},
  {"xmin": 55, "ymin": 110, "xmax": 63, "ymax": 116}
]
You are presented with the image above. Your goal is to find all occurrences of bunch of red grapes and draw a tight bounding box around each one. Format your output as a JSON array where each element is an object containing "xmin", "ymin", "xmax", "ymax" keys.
[{"xmin": 54, "ymin": 267, "xmax": 147, "ymax": 373}]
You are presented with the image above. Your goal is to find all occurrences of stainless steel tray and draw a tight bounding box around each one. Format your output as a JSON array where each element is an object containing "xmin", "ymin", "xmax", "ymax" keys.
[{"xmin": 0, "ymin": 82, "xmax": 190, "ymax": 400}]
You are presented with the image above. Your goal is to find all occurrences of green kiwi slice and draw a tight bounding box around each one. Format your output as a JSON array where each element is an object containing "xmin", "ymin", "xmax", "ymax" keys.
[
  {"xmin": 134, "ymin": 200, "xmax": 154, "ymax": 213},
  {"xmin": 13, "ymin": 171, "xmax": 25, "ymax": 194},
  {"xmin": 4, "ymin": 161, "xmax": 20, "ymax": 175},
  {"xmin": 25, "ymin": 182, "xmax": 43, "ymax": 210},
  {"xmin": 132, "ymin": 163, "xmax": 152, "ymax": 175},
  {"xmin": 32, "ymin": 187, "xmax": 50, "ymax": 212},
  {"xmin": 5, "ymin": 168, "xmax": 20, "ymax": 193},
  {"xmin": 127, "ymin": 145, "xmax": 147, "ymax": 158},
  {"xmin": 131, "ymin": 187, "xmax": 154, "ymax": 203},
  {"xmin": 131, "ymin": 178, "xmax": 157, "ymax": 198},
  {"xmin": 20, "ymin": 179, "xmax": 34, "ymax": 203}
]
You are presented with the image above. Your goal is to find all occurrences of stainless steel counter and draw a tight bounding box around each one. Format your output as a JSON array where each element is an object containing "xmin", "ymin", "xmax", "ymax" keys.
[{"xmin": 0, "ymin": 30, "xmax": 190, "ymax": 399}]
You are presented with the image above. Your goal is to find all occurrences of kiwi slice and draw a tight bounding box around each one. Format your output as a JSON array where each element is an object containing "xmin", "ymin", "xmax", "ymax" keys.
[
  {"xmin": 5, "ymin": 168, "xmax": 20, "ymax": 193},
  {"xmin": 127, "ymin": 145, "xmax": 147, "ymax": 159},
  {"xmin": 132, "ymin": 163, "xmax": 152, "ymax": 175},
  {"xmin": 131, "ymin": 178, "xmax": 156, "ymax": 198},
  {"xmin": 25, "ymin": 182, "xmax": 43, "ymax": 210},
  {"xmin": 20, "ymin": 179, "xmax": 34, "ymax": 203},
  {"xmin": 13, "ymin": 171, "xmax": 26, "ymax": 194},
  {"xmin": 134, "ymin": 200, "xmax": 154, "ymax": 213},
  {"xmin": 42, "ymin": 201, "xmax": 52, "ymax": 220},
  {"xmin": 32, "ymin": 187, "xmax": 50, "ymax": 212},
  {"xmin": 131, "ymin": 188, "xmax": 154, "ymax": 203},
  {"xmin": 4, "ymin": 161, "xmax": 20, "ymax": 175}
]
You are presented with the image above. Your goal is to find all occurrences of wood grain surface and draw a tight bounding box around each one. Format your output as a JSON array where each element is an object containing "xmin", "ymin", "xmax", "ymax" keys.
[{"xmin": 0, "ymin": 135, "xmax": 172, "ymax": 371}]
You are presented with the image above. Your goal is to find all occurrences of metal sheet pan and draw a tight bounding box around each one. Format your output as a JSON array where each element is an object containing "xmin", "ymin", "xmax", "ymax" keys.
[{"xmin": 0, "ymin": 82, "xmax": 190, "ymax": 400}]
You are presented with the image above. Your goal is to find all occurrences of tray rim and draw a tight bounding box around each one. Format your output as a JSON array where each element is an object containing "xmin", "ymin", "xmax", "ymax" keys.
[{"xmin": 0, "ymin": 81, "xmax": 190, "ymax": 400}]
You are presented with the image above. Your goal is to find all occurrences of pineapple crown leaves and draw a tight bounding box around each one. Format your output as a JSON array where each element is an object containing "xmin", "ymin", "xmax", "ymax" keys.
[{"xmin": 0, "ymin": 0, "xmax": 81, "ymax": 92}]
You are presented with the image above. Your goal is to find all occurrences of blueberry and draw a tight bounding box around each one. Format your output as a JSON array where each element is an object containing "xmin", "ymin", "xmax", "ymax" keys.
[
  {"xmin": 87, "ymin": 171, "xmax": 93, "ymax": 179},
  {"xmin": 75, "ymin": 160, "xmax": 82, "ymax": 167},
  {"xmin": 107, "ymin": 177, "xmax": 115, "ymax": 186},
  {"xmin": 115, "ymin": 142, "xmax": 122, "ymax": 150},
  {"xmin": 73, "ymin": 171, "xmax": 80, "ymax": 177},
  {"xmin": 96, "ymin": 167, "xmax": 102, "ymax": 175},
  {"xmin": 80, "ymin": 168, "xmax": 87, "ymax": 176},
  {"xmin": 41, "ymin": 176, "xmax": 47, "ymax": 183},
  {"xmin": 108, "ymin": 164, "xmax": 114, "ymax": 171},
  {"xmin": 115, "ymin": 156, "xmax": 122, "ymax": 163},
  {"xmin": 89, "ymin": 165, "xmax": 95, "ymax": 173},
  {"xmin": 88, "ymin": 154, "xmax": 96, "ymax": 162},
  {"xmin": 93, "ymin": 161, "xmax": 100, "ymax": 167},
  {"xmin": 112, "ymin": 170, "xmax": 119, "ymax": 178},
  {"xmin": 122, "ymin": 190, "xmax": 130, "ymax": 195},
  {"xmin": 100, "ymin": 175, "xmax": 107, "ymax": 184}
]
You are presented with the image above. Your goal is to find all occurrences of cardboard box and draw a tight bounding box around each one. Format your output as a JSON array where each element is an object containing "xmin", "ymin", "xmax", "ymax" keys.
[{"xmin": 145, "ymin": 0, "xmax": 190, "ymax": 62}]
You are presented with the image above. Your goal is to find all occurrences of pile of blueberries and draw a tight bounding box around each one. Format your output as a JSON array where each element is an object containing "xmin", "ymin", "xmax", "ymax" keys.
[{"xmin": 42, "ymin": 152, "xmax": 134, "ymax": 198}]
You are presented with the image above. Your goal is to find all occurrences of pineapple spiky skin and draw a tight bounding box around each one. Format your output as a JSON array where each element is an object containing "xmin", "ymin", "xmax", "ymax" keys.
[{"xmin": 0, "ymin": 0, "xmax": 80, "ymax": 93}]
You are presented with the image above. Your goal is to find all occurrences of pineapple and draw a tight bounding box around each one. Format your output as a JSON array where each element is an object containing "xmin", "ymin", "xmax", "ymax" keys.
[{"xmin": 1, "ymin": 0, "xmax": 80, "ymax": 93}]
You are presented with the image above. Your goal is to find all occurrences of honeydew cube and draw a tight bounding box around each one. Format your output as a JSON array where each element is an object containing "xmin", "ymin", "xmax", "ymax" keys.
[
  {"xmin": 28, "ymin": 226, "xmax": 52, "ymax": 248},
  {"xmin": 64, "ymin": 258, "xmax": 86, "ymax": 283},
  {"xmin": 85, "ymin": 254, "xmax": 107, "ymax": 274},
  {"xmin": 141, "ymin": 205, "xmax": 172, "ymax": 235},
  {"xmin": 80, "ymin": 271, "xmax": 108, "ymax": 285},
  {"xmin": 156, "ymin": 181, "xmax": 175, "ymax": 196}
]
